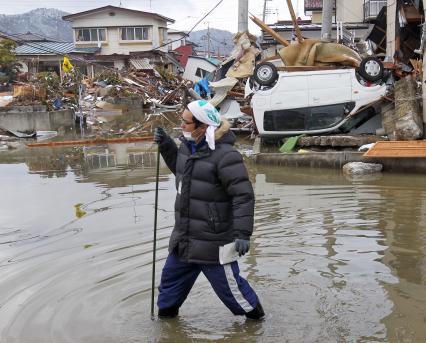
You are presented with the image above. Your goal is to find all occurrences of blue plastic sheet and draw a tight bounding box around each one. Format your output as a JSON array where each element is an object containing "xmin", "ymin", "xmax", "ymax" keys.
[{"xmin": 194, "ymin": 77, "xmax": 210, "ymax": 98}]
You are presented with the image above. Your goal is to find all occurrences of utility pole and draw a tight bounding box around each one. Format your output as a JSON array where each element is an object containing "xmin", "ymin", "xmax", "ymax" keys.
[
  {"xmin": 422, "ymin": 7, "xmax": 426, "ymax": 137},
  {"xmin": 207, "ymin": 22, "xmax": 211, "ymax": 58},
  {"xmin": 262, "ymin": 0, "xmax": 268, "ymax": 22},
  {"xmin": 386, "ymin": 0, "xmax": 396, "ymax": 62},
  {"xmin": 238, "ymin": 0, "xmax": 248, "ymax": 32},
  {"xmin": 321, "ymin": 0, "xmax": 333, "ymax": 42}
]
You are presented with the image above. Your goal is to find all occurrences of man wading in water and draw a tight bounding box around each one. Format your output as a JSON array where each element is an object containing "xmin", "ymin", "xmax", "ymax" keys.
[{"xmin": 154, "ymin": 100, "xmax": 264, "ymax": 320}]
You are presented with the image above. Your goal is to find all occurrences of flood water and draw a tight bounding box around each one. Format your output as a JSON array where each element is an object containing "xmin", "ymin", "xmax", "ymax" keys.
[{"xmin": 0, "ymin": 143, "xmax": 425, "ymax": 343}]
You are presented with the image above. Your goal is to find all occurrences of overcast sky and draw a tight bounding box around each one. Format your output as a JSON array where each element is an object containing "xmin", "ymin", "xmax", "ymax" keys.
[{"xmin": 0, "ymin": 0, "xmax": 307, "ymax": 35}]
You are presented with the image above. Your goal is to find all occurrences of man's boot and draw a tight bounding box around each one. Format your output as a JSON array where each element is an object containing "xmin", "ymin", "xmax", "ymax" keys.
[
  {"xmin": 245, "ymin": 301, "xmax": 265, "ymax": 320},
  {"xmin": 158, "ymin": 305, "xmax": 179, "ymax": 318}
]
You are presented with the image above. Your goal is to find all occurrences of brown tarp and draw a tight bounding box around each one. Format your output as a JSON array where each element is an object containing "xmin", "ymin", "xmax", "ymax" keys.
[{"xmin": 278, "ymin": 39, "xmax": 361, "ymax": 67}]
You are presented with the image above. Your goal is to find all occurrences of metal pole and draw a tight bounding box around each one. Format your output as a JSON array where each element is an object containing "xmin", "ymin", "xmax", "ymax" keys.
[
  {"xmin": 262, "ymin": 0, "xmax": 267, "ymax": 22},
  {"xmin": 238, "ymin": 0, "xmax": 249, "ymax": 32},
  {"xmin": 421, "ymin": 9, "xmax": 426, "ymax": 137},
  {"xmin": 207, "ymin": 22, "xmax": 211, "ymax": 58},
  {"xmin": 321, "ymin": 0, "xmax": 334, "ymax": 42},
  {"xmin": 150, "ymin": 144, "xmax": 160, "ymax": 318},
  {"xmin": 386, "ymin": 0, "xmax": 396, "ymax": 62}
]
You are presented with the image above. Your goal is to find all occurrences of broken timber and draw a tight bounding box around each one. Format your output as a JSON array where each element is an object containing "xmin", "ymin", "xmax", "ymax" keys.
[{"xmin": 26, "ymin": 136, "xmax": 154, "ymax": 148}]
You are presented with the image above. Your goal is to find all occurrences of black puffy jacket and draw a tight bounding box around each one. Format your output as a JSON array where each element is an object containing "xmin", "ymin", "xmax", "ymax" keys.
[{"xmin": 159, "ymin": 121, "xmax": 254, "ymax": 264}]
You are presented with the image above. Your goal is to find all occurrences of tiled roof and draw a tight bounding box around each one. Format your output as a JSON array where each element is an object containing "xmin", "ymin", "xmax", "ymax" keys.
[
  {"xmin": 12, "ymin": 32, "xmax": 58, "ymax": 42},
  {"xmin": 15, "ymin": 42, "xmax": 100, "ymax": 55},
  {"xmin": 15, "ymin": 42, "xmax": 75, "ymax": 55}
]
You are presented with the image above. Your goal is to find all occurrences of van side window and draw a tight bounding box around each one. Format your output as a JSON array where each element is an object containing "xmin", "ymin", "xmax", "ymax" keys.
[{"xmin": 264, "ymin": 102, "xmax": 355, "ymax": 131}]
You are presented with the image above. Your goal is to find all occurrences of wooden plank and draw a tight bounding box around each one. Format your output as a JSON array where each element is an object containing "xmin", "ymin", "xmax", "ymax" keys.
[
  {"xmin": 27, "ymin": 136, "xmax": 154, "ymax": 148},
  {"xmin": 363, "ymin": 140, "xmax": 426, "ymax": 157},
  {"xmin": 249, "ymin": 15, "xmax": 290, "ymax": 47}
]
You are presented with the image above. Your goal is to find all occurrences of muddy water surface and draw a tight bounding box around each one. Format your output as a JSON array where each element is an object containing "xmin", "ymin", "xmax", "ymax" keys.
[{"xmin": 0, "ymin": 144, "xmax": 425, "ymax": 343}]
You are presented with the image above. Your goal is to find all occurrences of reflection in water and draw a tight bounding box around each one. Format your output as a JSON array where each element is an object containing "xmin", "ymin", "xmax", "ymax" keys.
[{"xmin": 0, "ymin": 148, "xmax": 425, "ymax": 342}]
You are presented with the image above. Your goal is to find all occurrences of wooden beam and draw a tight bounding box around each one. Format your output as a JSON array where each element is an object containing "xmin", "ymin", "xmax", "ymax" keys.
[
  {"xmin": 249, "ymin": 14, "xmax": 290, "ymax": 47},
  {"xmin": 286, "ymin": 0, "xmax": 303, "ymax": 43},
  {"xmin": 27, "ymin": 136, "xmax": 154, "ymax": 148}
]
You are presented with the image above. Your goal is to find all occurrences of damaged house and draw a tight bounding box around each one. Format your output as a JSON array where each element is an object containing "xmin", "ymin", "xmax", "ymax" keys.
[{"xmin": 62, "ymin": 5, "xmax": 182, "ymax": 75}]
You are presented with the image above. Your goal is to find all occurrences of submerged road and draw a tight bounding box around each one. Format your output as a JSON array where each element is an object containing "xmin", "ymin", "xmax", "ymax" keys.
[{"xmin": 0, "ymin": 143, "xmax": 425, "ymax": 342}]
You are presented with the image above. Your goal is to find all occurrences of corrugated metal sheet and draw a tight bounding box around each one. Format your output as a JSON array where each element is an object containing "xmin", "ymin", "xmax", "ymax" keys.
[
  {"xmin": 129, "ymin": 58, "xmax": 154, "ymax": 70},
  {"xmin": 15, "ymin": 42, "xmax": 75, "ymax": 55},
  {"xmin": 363, "ymin": 141, "xmax": 426, "ymax": 157}
]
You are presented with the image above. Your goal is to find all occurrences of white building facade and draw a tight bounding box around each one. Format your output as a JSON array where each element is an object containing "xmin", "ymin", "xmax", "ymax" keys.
[{"xmin": 63, "ymin": 6, "xmax": 174, "ymax": 70}]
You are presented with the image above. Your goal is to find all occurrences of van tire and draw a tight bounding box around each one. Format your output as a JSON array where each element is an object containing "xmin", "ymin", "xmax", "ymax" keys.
[
  {"xmin": 358, "ymin": 57, "xmax": 384, "ymax": 82},
  {"xmin": 253, "ymin": 62, "xmax": 278, "ymax": 86}
]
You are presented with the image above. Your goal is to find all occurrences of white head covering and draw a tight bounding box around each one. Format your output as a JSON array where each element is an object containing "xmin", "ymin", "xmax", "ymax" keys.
[{"xmin": 187, "ymin": 100, "xmax": 221, "ymax": 150}]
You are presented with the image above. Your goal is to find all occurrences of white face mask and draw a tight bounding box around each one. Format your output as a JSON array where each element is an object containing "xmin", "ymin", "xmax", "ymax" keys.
[{"xmin": 183, "ymin": 131, "xmax": 195, "ymax": 141}]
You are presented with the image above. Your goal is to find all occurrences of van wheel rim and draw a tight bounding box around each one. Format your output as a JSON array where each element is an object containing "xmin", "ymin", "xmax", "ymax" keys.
[
  {"xmin": 258, "ymin": 66, "xmax": 273, "ymax": 81},
  {"xmin": 365, "ymin": 60, "xmax": 381, "ymax": 76}
]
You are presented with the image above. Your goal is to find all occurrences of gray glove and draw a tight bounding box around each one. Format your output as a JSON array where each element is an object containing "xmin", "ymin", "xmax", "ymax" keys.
[
  {"xmin": 235, "ymin": 239, "xmax": 250, "ymax": 257},
  {"xmin": 154, "ymin": 127, "xmax": 166, "ymax": 144}
]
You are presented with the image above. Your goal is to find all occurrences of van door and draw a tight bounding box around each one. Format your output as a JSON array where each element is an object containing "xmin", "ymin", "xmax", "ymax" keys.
[
  {"xmin": 269, "ymin": 74, "xmax": 309, "ymax": 111},
  {"xmin": 308, "ymin": 71, "xmax": 352, "ymax": 107}
]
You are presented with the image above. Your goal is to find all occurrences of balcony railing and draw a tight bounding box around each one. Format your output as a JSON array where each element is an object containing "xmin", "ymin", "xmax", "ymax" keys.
[
  {"xmin": 364, "ymin": 0, "xmax": 386, "ymax": 21},
  {"xmin": 304, "ymin": 0, "xmax": 336, "ymax": 12}
]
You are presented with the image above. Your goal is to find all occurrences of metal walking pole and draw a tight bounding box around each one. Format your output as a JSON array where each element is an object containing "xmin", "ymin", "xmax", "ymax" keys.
[{"xmin": 151, "ymin": 144, "xmax": 160, "ymax": 318}]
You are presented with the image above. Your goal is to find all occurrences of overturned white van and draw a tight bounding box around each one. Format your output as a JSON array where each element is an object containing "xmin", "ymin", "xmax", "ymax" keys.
[{"xmin": 247, "ymin": 65, "xmax": 387, "ymax": 137}]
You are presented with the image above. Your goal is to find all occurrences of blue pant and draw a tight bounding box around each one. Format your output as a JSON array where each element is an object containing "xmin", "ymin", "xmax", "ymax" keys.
[{"xmin": 157, "ymin": 253, "xmax": 259, "ymax": 315}]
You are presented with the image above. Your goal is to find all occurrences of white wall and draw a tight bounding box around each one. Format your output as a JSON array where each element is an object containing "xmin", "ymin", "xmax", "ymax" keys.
[
  {"xmin": 336, "ymin": 0, "xmax": 364, "ymax": 23},
  {"xmin": 70, "ymin": 8, "xmax": 170, "ymax": 54},
  {"xmin": 311, "ymin": 0, "xmax": 364, "ymax": 24},
  {"xmin": 183, "ymin": 57, "xmax": 216, "ymax": 83},
  {"xmin": 168, "ymin": 32, "xmax": 186, "ymax": 50},
  {"xmin": 113, "ymin": 59, "xmax": 126, "ymax": 70}
]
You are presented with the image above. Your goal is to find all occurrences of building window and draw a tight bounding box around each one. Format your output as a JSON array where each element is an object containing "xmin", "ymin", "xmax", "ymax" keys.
[
  {"xmin": 121, "ymin": 27, "xmax": 150, "ymax": 41},
  {"xmin": 195, "ymin": 67, "xmax": 211, "ymax": 79},
  {"xmin": 159, "ymin": 28, "xmax": 167, "ymax": 43},
  {"xmin": 76, "ymin": 28, "xmax": 106, "ymax": 42}
]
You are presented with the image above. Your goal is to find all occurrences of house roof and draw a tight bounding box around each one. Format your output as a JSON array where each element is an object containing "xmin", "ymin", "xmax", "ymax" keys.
[
  {"xmin": 15, "ymin": 42, "xmax": 99, "ymax": 55},
  {"xmin": 15, "ymin": 42, "xmax": 75, "ymax": 55},
  {"xmin": 188, "ymin": 55, "xmax": 220, "ymax": 67},
  {"xmin": 62, "ymin": 5, "xmax": 175, "ymax": 23},
  {"xmin": 12, "ymin": 32, "xmax": 59, "ymax": 42},
  {"xmin": 168, "ymin": 29, "xmax": 188, "ymax": 35},
  {"xmin": 0, "ymin": 31, "xmax": 16, "ymax": 41}
]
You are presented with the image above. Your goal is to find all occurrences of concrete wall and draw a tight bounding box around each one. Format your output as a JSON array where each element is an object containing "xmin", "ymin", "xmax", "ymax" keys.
[
  {"xmin": 311, "ymin": 0, "xmax": 364, "ymax": 24},
  {"xmin": 168, "ymin": 32, "xmax": 186, "ymax": 50},
  {"xmin": 336, "ymin": 0, "xmax": 364, "ymax": 23},
  {"xmin": 0, "ymin": 108, "xmax": 75, "ymax": 131},
  {"xmin": 113, "ymin": 59, "xmax": 126, "ymax": 70},
  {"xmin": 71, "ymin": 9, "xmax": 169, "ymax": 53},
  {"xmin": 255, "ymin": 152, "xmax": 426, "ymax": 173}
]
